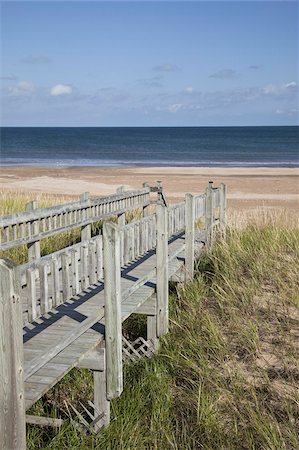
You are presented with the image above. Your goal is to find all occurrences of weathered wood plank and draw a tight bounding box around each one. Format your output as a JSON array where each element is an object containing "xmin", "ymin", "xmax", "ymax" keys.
[
  {"xmin": 185, "ymin": 193, "xmax": 195, "ymax": 281},
  {"xmin": 26, "ymin": 415, "xmax": 64, "ymax": 428},
  {"xmin": 26, "ymin": 268, "xmax": 37, "ymax": 322},
  {"xmin": 26, "ymin": 201, "xmax": 41, "ymax": 261},
  {"xmin": 0, "ymin": 259, "xmax": 26, "ymax": 450},
  {"xmin": 156, "ymin": 204, "xmax": 169, "ymax": 337},
  {"xmin": 61, "ymin": 253, "xmax": 71, "ymax": 301},
  {"xmin": 219, "ymin": 183, "xmax": 227, "ymax": 235},
  {"xmin": 205, "ymin": 181, "xmax": 214, "ymax": 247},
  {"xmin": 103, "ymin": 222, "xmax": 123, "ymax": 400}
]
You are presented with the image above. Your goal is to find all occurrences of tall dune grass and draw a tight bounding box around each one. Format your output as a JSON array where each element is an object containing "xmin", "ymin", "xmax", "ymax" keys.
[
  {"xmin": 26, "ymin": 209, "xmax": 299, "ymax": 450},
  {"xmin": 1, "ymin": 192, "xmax": 298, "ymax": 449}
]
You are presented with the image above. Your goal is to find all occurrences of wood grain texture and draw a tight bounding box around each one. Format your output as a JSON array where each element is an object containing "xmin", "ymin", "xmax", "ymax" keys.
[
  {"xmin": 185, "ymin": 193, "xmax": 195, "ymax": 281},
  {"xmin": 103, "ymin": 222, "xmax": 123, "ymax": 400},
  {"xmin": 0, "ymin": 259, "xmax": 26, "ymax": 450},
  {"xmin": 156, "ymin": 204, "xmax": 169, "ymax": 337}
]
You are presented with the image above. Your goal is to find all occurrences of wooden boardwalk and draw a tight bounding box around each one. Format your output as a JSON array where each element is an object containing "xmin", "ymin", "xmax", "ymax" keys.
[{"xmin": 0, "ymin": 182, "xmax": 226, "ymax": 449}]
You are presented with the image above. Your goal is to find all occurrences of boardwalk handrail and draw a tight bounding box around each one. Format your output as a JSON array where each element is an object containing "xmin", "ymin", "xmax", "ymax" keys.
[
  {"xmin": 0, "ymin": 186, "xmax": 151, "ymax": 252},
  {"xmin": 0, "ymin": 181, "xmax": 226, "ymax": 449}
]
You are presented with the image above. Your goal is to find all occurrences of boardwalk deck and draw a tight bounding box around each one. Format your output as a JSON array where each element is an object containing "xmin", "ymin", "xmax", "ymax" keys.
[
  {"xmin": 0, "ymin": 182, "xmax": 225, "ymax": 449},
  {"xmin": 23, "ymin": 234, "xmax": 192, "ymax": 410}
]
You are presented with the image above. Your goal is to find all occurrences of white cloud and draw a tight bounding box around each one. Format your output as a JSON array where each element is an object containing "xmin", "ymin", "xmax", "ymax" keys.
[
  {"xmin": 8, "ymin": 81, "xmax": 35, "ymax": 96},
  {"xmin": 51, "ymin": 84, "xmax": 73, "ymax": 96},
  {"xmin": 168, "ymin": 104, "xmax": 183, "ymax": 113},
  {"xmin": 285, "ymin": 81, "xmax": 297, "ymax": 89},
  {"xmin": 184, "ymin": 87, "xmax": 194, "ymax": 93},
  {"xmin": 263, "ymin": 81, "xmax": 297, "ymax": 95},
  {"xmin": 275, "ymin": 108, "xmax": 298, "ymax": 116}
]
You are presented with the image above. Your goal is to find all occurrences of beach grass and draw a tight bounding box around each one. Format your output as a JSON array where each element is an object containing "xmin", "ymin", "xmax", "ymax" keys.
[{"xmin": 1, "ymin": 191, "xmax": 298, "ymax": 449}]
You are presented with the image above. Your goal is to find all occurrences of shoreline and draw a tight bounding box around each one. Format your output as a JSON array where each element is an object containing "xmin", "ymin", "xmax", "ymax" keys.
[{"xmin": 0, "ymin": 165, "xmax": 298, "ymax": 211}]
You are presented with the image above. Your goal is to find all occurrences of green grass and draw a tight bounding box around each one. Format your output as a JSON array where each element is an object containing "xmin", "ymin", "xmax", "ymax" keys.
[
  {"xmin": 24, "ymin": 210, "xmax": 299, "ymax": 450},
  {"xmin": 1, "ymin": 192, "xmax": 298, "ymax": 449}
]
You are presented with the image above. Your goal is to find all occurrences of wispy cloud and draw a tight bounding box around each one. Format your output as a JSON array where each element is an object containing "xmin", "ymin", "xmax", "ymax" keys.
[
  {"xmin": 50, "ymin": 84, "xmax": 73, "ymax": 96},
  {"xmin": 21, "ymin": 55, "xmax": 52, "ymax": 64},
  {"xmin": 249, "ymin": 65, "xmax": 263, "ymax": 70},
  {"xmin": 136, "ymin": 75, "xmax": 164, "ymax": 88},
  {"xmin": 209, "ymin": 69, "xmax": 237, "ymax": 79},
  {"xmin": 153, "ymin": 64, "xmax": 180, "ymax": 73},
  {"xmin": 6, "ymin": 81, "xmax": 35, "ymax": 96},
  {"xmin": 262, "ymin": 81, "xmax": 297, "ymax": 96},
  {"xmin": 275, "ymin": 108, "xmax": 298, "ymax": 117},
  {"xmin": 0, "ymin": 74, "xmax": 18, "ymax": 81}
]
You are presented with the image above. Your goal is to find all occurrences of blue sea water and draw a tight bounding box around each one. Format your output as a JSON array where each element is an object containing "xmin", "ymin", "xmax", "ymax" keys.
[{"xmin": 0, "ymin": 126, "xmax": 298, "ymax": 167}]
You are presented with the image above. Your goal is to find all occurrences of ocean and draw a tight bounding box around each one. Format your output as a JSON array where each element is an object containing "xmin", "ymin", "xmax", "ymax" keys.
[{"xmin": 1, "ymin": 126, "xmax": 298, "ymax": 167}]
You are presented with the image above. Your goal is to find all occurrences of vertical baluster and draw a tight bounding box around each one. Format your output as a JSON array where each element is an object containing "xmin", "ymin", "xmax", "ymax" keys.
[
  {"xmin": 71, "ymin": 249, "xmax": 80, "ymax": 294},
  {"xmin": 61, "ymin": 253, "xmax": 70, "ymax": 301},
  {"xmin": 52, "ymin": 256, "xmax": 60, "ymax": 307},
  {"xmin": 12, "ymin": 225, "xmax": 17, "ymax": 241},
  {"xmin": 89, "ymin": 241, "xmax": 97, "ymax": 285},
  {"xmin": 3, "ymin": 226, "xmax": 9, "ymax": 243},
  {"xmin": 80, "ymin": 244, "xmax": 88, "ymax": 290},
  {"xmin": 39, "ymin": 264, "xmax": 49, "ymax": 314},
  {"xmin": 26, "ymin": 268, "xmax": 37, "ymax": 322},
  {"xmin": 96, "ymin": 236, "xmax": 103, "ymax": 279}
]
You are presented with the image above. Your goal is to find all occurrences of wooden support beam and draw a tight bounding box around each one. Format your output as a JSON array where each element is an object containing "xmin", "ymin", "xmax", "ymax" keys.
[
  {"xmin": 185, "ymin": 193, "xmax": 195, "ymax": 281},
  {"xmin": 219, "ymin": 183, "xmax": 227, "ymax": 236},
  {"xmin": 26, "ymin": 201, "xmax": 40, "ymax": 261},
  {"xmin": 0, "ymin": 259, "xmax": 26, "ymax": 450},
  {"xmin": 156, "ymin": 204, "xmax": 169, "ymax": 337},
  {"xmin": 103, "ymin": 222, "xmax": 123, "ymax": 400},
  {"xmin": 134, "ymin": 294, "xmax": 156, "ymax": 315},
  {"xmin": 205, "ymin": 181, "xmax": 214, "ymax": 247},
  {"xmin": 77, "ymin": 347, "xmax": 105, "ymax": 371},
  {"xmin": 147, "ymin": 313, "xmax": 159, "ymax": 352},
  {"xmin": 80, "ymin": 192, "xmax": 91, "ymax": 241},
  {"xmin": 92, "ymin": 343, "xmax": 110, "ymax": 431},
  {"xmin": 26, "ymin": 415, "xmax": 64, "ymax": 428},
  {"xmin": 94, "ymin": 368, "xmax": 110, "ymax": 431}
]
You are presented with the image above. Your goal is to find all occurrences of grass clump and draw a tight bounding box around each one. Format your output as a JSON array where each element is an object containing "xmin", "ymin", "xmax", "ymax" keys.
[{"xmin": 25, "ymin": 210, "xmax": 299, "ymax": 449}]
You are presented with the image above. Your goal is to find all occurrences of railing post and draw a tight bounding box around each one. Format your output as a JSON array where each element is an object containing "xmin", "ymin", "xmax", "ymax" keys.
[
  {"xmin": 219, "ymin": 183, "xmax": 227, "ymax": 236},
  {"xmin": 142, "ymin": 182, "xmax": 150, "ymax": 217},
  {"xmin": 157, "ymin": 181, "xmax": 163, "ymax": 203},
  {"xmin": 26, "ymin": 200, "xmax": 40, "ymax": 260},
  {"xmin": 103, "ymin": 222, "xmax": 123, "ymax": 400},
  {"xmin": 116, "ymin": 186, "xmax": 126, "ymax": 226},
  {"xmin": 185, "ymin": 193, "xmax": 195, "ymax": 281},
  {"xmin": 205, "ymin": 181, "xmax": 214, "ymax": 247},
  {"xmin": 93, "ymin": 344, "xmax": 110, "ymax": 430},
  {"xmin": 80, "ymin": 192, "xmax": 91, "ymax": 241},
  {"xmin": 156, "ymin": 204, "xmax": 168, "ymax": 337},
  {"xmin": 156, "ymin": 181, "xmax": 168, "ymax": 207},
  {"xmin": 0, "ymin": 259, "xmax": 26, "ymax": 450}
]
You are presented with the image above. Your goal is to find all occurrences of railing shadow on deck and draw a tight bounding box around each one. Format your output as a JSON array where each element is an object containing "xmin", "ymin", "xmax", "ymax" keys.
[{"xmin": 0, "ymin": 180, "xmax": 226, "ymax": 450}]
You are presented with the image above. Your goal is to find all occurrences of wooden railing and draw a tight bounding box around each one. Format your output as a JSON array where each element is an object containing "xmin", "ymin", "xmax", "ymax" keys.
[
  {"xmin": 0, "ymin": 187, "xmax": 151, "ymax": 254},
  {"xmin": 0, "ymin": 181, "xmax": 226, "ymax": 450}
]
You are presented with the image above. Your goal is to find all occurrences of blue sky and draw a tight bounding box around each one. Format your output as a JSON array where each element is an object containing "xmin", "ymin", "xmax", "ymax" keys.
[{"xmin": 1, "ymin": 1, "xmax": 298, "ymax": 126}]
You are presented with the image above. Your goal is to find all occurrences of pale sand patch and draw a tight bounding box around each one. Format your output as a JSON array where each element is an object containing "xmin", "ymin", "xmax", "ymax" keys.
[
  {"xmin": 132, "ymin": 167, "xmax": 299, "ymax": 176},
  {"xmin": 2, "ymin": 176, "xmax": 133, "ymax": 196},
  {"xmin": 0, "ymin": 166, "xmax": 298, "ymax": 210}
]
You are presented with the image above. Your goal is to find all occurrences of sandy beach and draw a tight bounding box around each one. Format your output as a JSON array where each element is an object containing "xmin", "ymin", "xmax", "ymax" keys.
[{"xmin": 0, "ymin": 166, "xmax": 298, "ymax": 211}]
